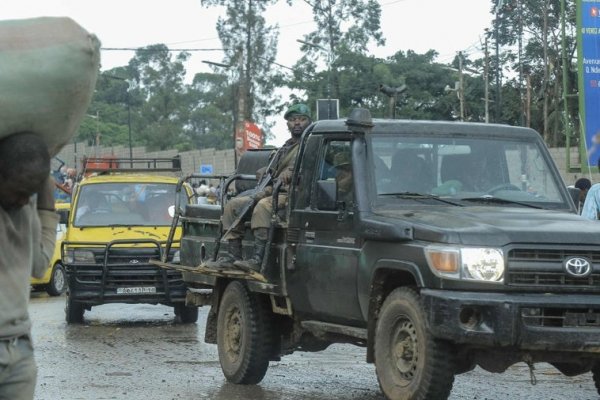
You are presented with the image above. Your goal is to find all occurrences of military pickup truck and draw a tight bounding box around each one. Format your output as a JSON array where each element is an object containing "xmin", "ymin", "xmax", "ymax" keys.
[{"xmin": 156, "ymin": 109, "xmax": 600, "ymax": 400}]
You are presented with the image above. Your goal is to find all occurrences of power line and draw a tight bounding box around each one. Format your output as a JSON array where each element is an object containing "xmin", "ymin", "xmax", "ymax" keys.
[{"xmin": 101, "ymin": 47, "xmax": 223, "ymax": 52}]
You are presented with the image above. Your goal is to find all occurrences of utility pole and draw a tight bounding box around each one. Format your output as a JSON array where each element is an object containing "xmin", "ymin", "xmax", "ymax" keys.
[
  {"xmin": 495, "ymin": 1, "xmax": 503, "ymax": 122},
  {"xmin": 202, "ymin": 59, "xmax": 239, "ymax": 167},
  {"xmin": 484, "ymin": 33, "xmax": 490, "ymax": 123},
  {"xmin": 105, "ymin": 74, "xmax": 132, "ymax": 164},
  {"xmin": 561, "ymin": 0, "xmax": 573, "ymax": 171},
  {"xmin": 458, "ymin": 52, "xmax": 465, "ymax": 121},
  {"xmin": 297, "ymin": 39, "xmax": 335, "ymax": 118},
  {"xmin": 235, "ymin": 54, "xmax": 246, "ymax": 168},
  {"xmin": 526, "ymin": 75, "xmax": 531, "ymax": 127},
  {"xmin": 517, "ymin": 0, "xmax": 525, "ymax": 126}
]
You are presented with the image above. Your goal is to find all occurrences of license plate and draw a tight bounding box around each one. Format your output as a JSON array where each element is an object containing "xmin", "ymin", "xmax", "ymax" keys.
[{"xmin": 116, "ymin": 287, "xmax": 156, "ymax": 294}]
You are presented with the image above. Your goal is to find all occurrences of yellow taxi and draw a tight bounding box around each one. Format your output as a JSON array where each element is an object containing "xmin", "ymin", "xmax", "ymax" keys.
[
  {"xmin": 31, "ymin": 202, "xmax": 70, "ymax": 296},
  {"xmin": 62, "ymin": 157, "xmax": 198, "ymax": 323}
]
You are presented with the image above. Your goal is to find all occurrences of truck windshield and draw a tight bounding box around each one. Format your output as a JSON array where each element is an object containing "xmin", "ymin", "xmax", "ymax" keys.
[
  {"xmin": 73, "ymin": 182, "xmax": 186, "ymax": 227},
  {"xmin": 370, "ymin": 134, "xmax": 568, "ymax": 209}
]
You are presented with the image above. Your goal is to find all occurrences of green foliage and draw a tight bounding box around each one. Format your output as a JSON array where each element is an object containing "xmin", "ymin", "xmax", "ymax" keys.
[
  {"xmin": 290, "ymin": 0, "xmax": 385, "ymax": 102},
  {"xmin": 81, "ymin": 0, "xmax": 579, "ymax": 153},
  {"xmin": 201, "ymin": 0, "xmax": 283, "ymax": 133},
  {"xmin": 488, "ymin": 0, "xmax": 577, "ymax": 145}
]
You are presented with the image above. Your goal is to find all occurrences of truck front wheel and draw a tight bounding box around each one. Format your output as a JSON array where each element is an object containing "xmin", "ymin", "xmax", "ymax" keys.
[
  {"xmin": 65, "ymin": 294, "xmax": 84, "ymax": 324},
  {"xmin": 217, "ymin": 280, "xmax": 273, "ymax": 384},
  {"xmin": 375, "ymin": 287, "xmax": 455, "ymax": 400}
]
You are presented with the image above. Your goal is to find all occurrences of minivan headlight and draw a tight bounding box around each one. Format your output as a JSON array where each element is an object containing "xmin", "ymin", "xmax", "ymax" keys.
[
  {"xmin": 425, "ymin": 246, "xmax": 504, "ymax": 283},
  {"xmin": 64, "ymin": 249, "xmax": 95, "ymax": 264}
]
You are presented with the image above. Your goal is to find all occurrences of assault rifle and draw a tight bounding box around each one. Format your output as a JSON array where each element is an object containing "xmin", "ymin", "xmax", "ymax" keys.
[{"xmin": 210, "ymin": 153, "xmax": 279, "ymax": 261}]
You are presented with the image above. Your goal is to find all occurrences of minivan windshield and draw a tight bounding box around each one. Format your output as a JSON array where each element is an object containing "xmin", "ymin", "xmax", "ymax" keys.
[
  {"xmin": 370, "ymin": 134, "xmax": 568, "ymax": 209},
  {"xmin": 73, "ymin": 182, "xmax": 186, "ymax": 227}
]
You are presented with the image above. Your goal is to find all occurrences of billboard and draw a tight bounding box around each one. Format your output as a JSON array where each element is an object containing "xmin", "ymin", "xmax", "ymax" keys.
[
  {"xmin": 578, "ymin": 0, "xmax": 600, "ymax": 169},
  {"xmin": 235, "ymin": 120, "xmax": 263, "ymax": 159}
]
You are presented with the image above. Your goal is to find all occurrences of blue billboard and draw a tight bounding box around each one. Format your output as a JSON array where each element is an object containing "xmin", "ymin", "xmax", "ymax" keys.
[{"xmin": 579, "ymin": 0, "xmax": 600, "ymax": 168}]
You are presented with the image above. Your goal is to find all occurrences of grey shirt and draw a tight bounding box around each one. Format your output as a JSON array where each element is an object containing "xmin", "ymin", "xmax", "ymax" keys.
[{"xmin": 0, "ymin": 198, "xmax": 58, "ymax": 339}]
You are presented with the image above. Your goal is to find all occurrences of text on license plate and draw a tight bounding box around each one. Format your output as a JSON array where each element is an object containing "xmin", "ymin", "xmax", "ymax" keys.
[{"xmin": 116, "ymin": 287, "xmax": 156, "ymax": 294}]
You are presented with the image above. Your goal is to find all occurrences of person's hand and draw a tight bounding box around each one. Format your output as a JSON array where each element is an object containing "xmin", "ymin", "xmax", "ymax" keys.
[
  {"xmin": 255, "ymin": 166, "xmax": 267, "ymax": 181},
  {"xmin": 37, "ymin": 176, "xmax": 56, "ymax": 211},
  {"xmin": 252, "ymin": 186, "xmax": 273, "ymax": 201},
  {"xmin": 278, "ymin": 169, "xmax": 293, "ymax": 185}
]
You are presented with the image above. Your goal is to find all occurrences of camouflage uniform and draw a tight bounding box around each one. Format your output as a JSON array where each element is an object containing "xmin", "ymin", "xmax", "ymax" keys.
[
  {"xmin": 222, "ymin": 137, "xmax": 299, "ymax": 239},
  {"xmin": 206, "ymin": 102, "xmax": 311, "ymax": 272}
]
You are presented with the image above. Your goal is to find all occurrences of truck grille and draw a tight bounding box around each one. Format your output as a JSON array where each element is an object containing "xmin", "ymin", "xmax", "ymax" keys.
[
  {"xmin": 68, "ymin": 247, "xmax": 182, "ymax": 288},
  {"xmin": 521, "ymin": 307, "xmax": 600, "ymax": 328},
  {"xmin": 506, "ymin": 248, "xmax": 600, "ymax": 290}
]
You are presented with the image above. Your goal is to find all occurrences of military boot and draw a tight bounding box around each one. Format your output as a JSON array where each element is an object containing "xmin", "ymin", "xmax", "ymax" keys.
[
  {"xmin": 203, "ymin": 238, "xmax": 242, "ymax": 269},
  {"xmin": 234, "ymin": 228, "xmax": 268, "ymax": 272}
]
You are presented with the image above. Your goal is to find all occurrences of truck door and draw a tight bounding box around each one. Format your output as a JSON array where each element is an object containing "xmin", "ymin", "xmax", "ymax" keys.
[{"xmin": 287, "ymin": 139, "xmax": 364, "ymax": 325}]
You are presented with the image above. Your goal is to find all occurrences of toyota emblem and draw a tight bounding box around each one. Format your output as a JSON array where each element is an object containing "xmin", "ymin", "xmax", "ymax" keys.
[
  {"xmin": 129, "ymin": 259, "xmax": 140, "ymax": 264},
  {"xmin": 564, "ymin": 257, "xmax": 592, "ymax": 277}
]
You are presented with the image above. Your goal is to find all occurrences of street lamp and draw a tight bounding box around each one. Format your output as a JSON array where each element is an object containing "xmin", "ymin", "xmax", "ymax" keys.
[
  {"xmin": 296, "ymin": 39, "xmax": 336, "ymax": 119},
  {"xmin": 105, "ymin": 74, "xmax": 132, "ymax": 163},
  {"xmin": 379, "ymin": 84, "xmax": 407, "ymax": 119},
  {"xmin": 202, "ymin": 60, "xmax": 238, "ymax": 167}
]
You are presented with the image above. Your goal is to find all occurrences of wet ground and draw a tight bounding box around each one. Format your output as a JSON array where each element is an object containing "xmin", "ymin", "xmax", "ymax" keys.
[{"xmin": 29, "ymin": 292, "xmax": 599, "ymax": 400}]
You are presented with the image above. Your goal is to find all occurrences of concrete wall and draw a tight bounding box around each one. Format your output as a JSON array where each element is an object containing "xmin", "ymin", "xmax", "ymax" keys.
[
  {"xmin": 548, "ymin": 147, "xmax": 598, "ymax": 187},
  {"xmin": 55, "ymin": 142, "xmax": 597, "ymax": 188}
]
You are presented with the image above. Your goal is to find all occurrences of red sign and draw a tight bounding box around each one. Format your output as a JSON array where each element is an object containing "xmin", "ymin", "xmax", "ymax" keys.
[{"xmin": 235, "ymin": 121, "xmax": 263, "ymax": 158}]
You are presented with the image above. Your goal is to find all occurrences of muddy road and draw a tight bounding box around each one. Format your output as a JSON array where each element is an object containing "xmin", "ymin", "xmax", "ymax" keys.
[{"xmin": 29, "ymin": 292, "xmax": 598, "ymax": 400}]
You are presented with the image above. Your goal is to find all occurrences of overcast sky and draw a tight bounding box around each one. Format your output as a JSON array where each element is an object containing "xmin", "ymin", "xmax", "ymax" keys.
[{"xmin": 2, "ymin": 0, "xmax": 493, "ymax": 145}]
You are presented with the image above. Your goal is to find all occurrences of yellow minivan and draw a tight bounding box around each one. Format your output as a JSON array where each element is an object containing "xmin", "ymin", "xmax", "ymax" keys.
[
  {"xmin": 31, "ymin": 202, "xmax": 70, "ymax": 296},
  {"xmin": 62, "ymin": 157, "xmax": 197, "ymax": 324}
]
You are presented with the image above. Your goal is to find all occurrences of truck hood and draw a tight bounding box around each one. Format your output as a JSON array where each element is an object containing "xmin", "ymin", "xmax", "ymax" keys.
[
  {"xmin": 371, "ymin": 206, "xmax": 600, "ymax": 246},
  {"xmin": 65, "ymin": 226, "xmax": 180, "ymax": 244}
]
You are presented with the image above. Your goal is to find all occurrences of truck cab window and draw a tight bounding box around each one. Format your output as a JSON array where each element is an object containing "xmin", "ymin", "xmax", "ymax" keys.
[{"xmin": 315, "ymin": 140, "xmax": 353, "ymax": 209}]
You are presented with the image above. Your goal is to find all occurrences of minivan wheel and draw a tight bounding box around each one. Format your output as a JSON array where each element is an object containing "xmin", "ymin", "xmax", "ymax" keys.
[{"xmin": 46, "ymin": 263, "xmax": 67, "ymax": 296}]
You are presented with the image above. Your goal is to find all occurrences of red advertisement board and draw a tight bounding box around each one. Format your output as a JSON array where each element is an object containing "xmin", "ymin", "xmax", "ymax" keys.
[{"xmin": 235, "ymin": 121, "xmax": 263, "ymax": 158}]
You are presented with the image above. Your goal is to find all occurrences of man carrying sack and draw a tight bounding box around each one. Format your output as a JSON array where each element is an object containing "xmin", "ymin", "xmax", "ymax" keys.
[{"xmin": 0, "ymin": 17, "xmax": 99, "ymax": 400}]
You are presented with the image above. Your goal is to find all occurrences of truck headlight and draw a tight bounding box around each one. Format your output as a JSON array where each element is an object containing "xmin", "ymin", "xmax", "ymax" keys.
[
  {"xmin": 425, "ymin": 246, "xmax": 504, "ymax": 283},
  {"xmin": 64, "ymin": 249, "xmax": 95, "ymax": 264}
]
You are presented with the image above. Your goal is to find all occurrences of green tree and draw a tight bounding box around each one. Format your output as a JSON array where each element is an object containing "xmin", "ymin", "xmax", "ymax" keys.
[
  {"xmin": 491, "ymin": 0, "xmax": 577, "ymax": 146},
  {"xmin": 186, "ymin": 71, "xmax": 236, "ymax": 150},
  {"xmin": 78, "ymin": 69, "xmax": 135, "ymax": 148},
  {"xmin": 290, "ymin": 0, "xmax": 385, "ymax": 109},
  {"xmin": 127, "ymin": 44, "xmax": 190, "ymax": 151},
  {"xmin": 200, "ymin": 0, "xmax": 283, "ymax": 138}
]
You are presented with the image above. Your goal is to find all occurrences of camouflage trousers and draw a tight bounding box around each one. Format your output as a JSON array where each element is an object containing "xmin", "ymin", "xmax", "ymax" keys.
[{"xmin": 222, "ymin": 194, "xmax": 288, "ymax": 240}]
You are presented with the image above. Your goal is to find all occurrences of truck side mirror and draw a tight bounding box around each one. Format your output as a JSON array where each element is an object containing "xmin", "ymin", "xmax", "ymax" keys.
[
  {"xmin": 316, "ymin": 180, "xmax": 337, "ymax": 210},
  {"xmin": 58, "ymin": 209, "xmax": 70, "ymax": 225}
]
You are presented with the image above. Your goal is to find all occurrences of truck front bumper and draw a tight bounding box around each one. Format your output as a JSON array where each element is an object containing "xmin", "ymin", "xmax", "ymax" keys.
[{"xmin": 421, "ymin": 289, "xmax": 600, "ymax": 353}]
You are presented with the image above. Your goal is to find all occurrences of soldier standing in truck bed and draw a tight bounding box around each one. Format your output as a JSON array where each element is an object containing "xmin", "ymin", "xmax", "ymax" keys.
[{"xmin": 205, "ymin": 103, "xmax": 312, "ymax": 272}]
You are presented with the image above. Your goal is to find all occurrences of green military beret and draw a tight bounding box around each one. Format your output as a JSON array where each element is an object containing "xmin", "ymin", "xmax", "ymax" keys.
[{"xmin": 284, "ymin": 103, "xmax": 311, "ymax": 120}]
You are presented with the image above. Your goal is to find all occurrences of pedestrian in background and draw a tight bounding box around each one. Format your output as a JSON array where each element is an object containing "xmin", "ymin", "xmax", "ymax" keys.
[
  {"xmin": 581, "ymin": 160, "xmax": 600, "ymax": 220},
  {"xmin": 0, "ymin": 132, "xmax": 58, "ymax": 400},
  {"xmin": 574, "ymin": 177, "xmax": 592, "ymax": 214}
]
